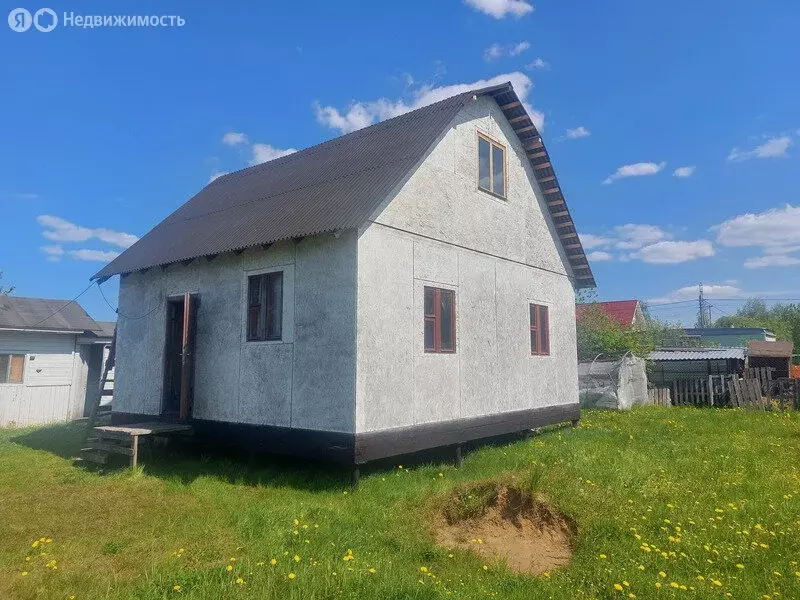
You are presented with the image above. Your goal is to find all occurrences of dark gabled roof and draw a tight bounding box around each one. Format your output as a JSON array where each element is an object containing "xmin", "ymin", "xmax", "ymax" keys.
[
  {"xmin": 93, "ymin": 82, "xmax": 595, "ymax": 288},
  {"xmin": 0, "ymin": 296, "xmax": 101, "ymax": 333}
]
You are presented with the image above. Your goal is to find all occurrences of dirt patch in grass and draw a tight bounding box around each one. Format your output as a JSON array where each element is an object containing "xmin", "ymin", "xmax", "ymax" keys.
[{"xmin": 435, "ymin": 481, "xmax": 576, "ymax": 575}]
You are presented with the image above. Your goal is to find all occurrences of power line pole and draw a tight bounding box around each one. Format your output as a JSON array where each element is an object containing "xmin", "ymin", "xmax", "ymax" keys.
[{"xmin": 697, "ymin": 283, "xmax": 710, "ymax": 328}]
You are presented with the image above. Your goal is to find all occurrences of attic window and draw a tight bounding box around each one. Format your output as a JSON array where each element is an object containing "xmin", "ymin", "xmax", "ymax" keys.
[
  {"xmin": 0, "ymin": 354, "xmax": 25, "ymax": 384},
  {"xmin": 478, "ymin": 133, "xmax": 506, "ymax": 198}
]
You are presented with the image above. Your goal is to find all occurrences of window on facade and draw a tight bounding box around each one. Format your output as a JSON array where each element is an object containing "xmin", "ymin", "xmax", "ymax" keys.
[
  {"xmin": 247, "ymin": 271, "xmax": 283, "ymax": 341},
  {"xmin": 478, "ymin": 134, "xmax": 506, "ymax": 197},
  {"xmin": 424, "ymin": 286, "xmax": 456, "ymax": 353},
  {"xmin": 530, "ymin": 304, "xmax": 550, "ymax": 356},
  {"xmin": 0, "ymin": 354, "xmax": 25, "ymax": 384}
]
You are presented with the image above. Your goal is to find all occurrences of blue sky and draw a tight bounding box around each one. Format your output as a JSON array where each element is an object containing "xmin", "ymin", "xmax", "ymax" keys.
[{"xmin": 1, "ymin": 0, "xmax": 799, "ymax": 325}]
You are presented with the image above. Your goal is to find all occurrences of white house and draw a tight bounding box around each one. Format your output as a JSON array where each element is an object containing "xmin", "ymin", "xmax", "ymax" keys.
[
  {"xmin": 0, "ymin": 296, "xmax": 114, "ymax": 427},
  {"xmin": 92, "ymin": 82, "xmax": 596, "ymax": 464}
]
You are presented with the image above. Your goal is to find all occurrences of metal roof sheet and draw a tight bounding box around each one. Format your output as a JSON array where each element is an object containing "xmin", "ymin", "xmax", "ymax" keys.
[
  {"xmin": 649, "ymin": 348, "xmax": 746, "ymax": 361},
  {"xmin": 0, "ymin": 296, "xmax": 100, "ymax": 332},
  {"xmin": 92, "ymin": 82, "xmax": 595, "ymax": 288}
]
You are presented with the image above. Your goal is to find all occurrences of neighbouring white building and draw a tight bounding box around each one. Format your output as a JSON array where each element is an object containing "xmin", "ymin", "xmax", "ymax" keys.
[
  {"xmin": 0, "ymin": 296, "xmax": 114, "ymax": 427},
  {"xmin": 92, "ymin": 81, "xmax": 596, "ymax": 464}
]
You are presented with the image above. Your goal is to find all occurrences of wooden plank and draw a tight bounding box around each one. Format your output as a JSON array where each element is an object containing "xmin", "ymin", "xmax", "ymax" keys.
[
  {"xmin": 500, "ymin": 101, "xmax": 521, "ymax": 110},
  {"xmin": 81, "ymin": 443, "xmax": 133, "ymax": 456},
  {"xmin": 515, "ymin": 124, "xmax": 538, "ymax": 134},
  {"xmin": 508, "ymin": 114, "xmax": 529, "ymax": 124}
]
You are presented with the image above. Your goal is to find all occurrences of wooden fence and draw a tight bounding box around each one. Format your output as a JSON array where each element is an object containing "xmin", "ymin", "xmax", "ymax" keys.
[
  {"xmin": 648, "ymin": 387, "xmax": 671, "ymax": 406},
  {"xmin": 652, "ymin": 369, "xmax": 800, "ymax": 409}
]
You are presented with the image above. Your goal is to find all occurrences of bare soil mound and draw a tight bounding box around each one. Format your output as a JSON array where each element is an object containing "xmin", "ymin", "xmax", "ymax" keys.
[{"xmin": 434, "ymin": 482, "xmax": 575, "ymax": 575}]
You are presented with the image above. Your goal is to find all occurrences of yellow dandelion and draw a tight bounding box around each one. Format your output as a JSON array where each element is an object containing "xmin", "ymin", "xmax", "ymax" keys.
[
  {"xmin": 21, "ymin": 571, "xmax": 29, "ymax": 577},
  {"xmin": 173, "ymin": 585, "xmax": 182, "ymax": 591},
  {"xmin": 659, "ymin": 571, "xmax": 667, "ymax": 578},
  {"xmin": 270, "ymin": 558, "xmax": 277, "ymax": 565},
  {"xmin": 598, "ymin": 554, "xmax": 607, "ymax": 559},
  {"xmin": 614, "ymin": 584, "xmax": 624, "ymax": 592},
  {"xmin": 369, "ymin": 567, "xmax": 376, "ymax": 573},
  {"xmin": 288, "ymin": 573, "xmax": 296, "ymax": 580},
  {"xmin": 670, "ymin": 582, "xmax": 680, "ymax": 589},
  {"xmin": 420, "ymin": 566, "xmax": 428, "ymax": 573},
  {"xmin": 736, "ymin": 564, "xmax": 744, "ymax": 569},
  {"xmin": 235, "ymin": 577, "xmax": 245, "ymax": 585},
  {"xmin": 655, "ymin": 583, "xmax": 662, "ymax": 589},
  {"xmin": 294, "ymin": 555, "xmax": 301, "ymax": 563},
  {"xmin": 226, "ymin": 565, "xmax": 233, "ymax": 572}
]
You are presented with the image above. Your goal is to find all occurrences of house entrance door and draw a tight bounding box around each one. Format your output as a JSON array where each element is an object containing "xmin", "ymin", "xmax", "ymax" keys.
[{"xmin": 162, "ymin": 292, "xmax": 198, "ymax": 421}]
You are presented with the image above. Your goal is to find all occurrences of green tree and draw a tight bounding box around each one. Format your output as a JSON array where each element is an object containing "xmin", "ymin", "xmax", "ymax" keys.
[
  {"xmin": 576, "ymin": 301, "xmax": 672, "ymax": 361},
  {"xmin": 0, "ymin": 271, "xmax": 12, "ymax": 295},
  {"xmin": 713, "ymin": 298, "xmax": 800, "ymax": 363}
]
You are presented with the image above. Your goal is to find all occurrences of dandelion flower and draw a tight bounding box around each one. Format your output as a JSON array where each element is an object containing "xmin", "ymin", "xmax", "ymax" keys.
[
  {"xmin": 659, "ymin": 571, "xmax": 667, "ymax": 578},
  {"xmin": 226, "ymin": 565, "xmax": 233, "ymax": 572},
  {"xmin": 420, "ymin": 566, "xmax": 428, "ymax": 573},
  {"xmin": 614, "ymin": 583, "xmax": 624, "ymax": 591},
  {"xmin": 736, "ymin": 564, "xmax": 744, "ymax": 569},
  {"xmin": 655, "ymin": 583, "xmax": 662, "ymax": 589},
  {"xmin": 288, "ymin": 573, "xmax": 296, "ymax": 580},
  {"xmin": 483, "ymin": 565, "xmax": 488, "ymax": 571},
  {"xmin": 173, "ymin": 585, "xmax": 182, "ymax": 591},
  {"xmin": 270, "ymin": 558, "xmax": 277, "ymax": 565},
  {"xmin": 294, "ymin": 555, "xmax": 301, "ymax": 563},
  {"xmin": 21, "ymin": 571, "xmax": 28, "ymax": 577},
  {"xmin": 598, "ymin": 554, "xmax": 607, "ymax": 559},
  {"xmin": 235, "ymin": 577, "xmax": 245, "ymax": 585},
  {"xmin": 369, "ymin": 567, "xmax": 376, "ymax": 573}
]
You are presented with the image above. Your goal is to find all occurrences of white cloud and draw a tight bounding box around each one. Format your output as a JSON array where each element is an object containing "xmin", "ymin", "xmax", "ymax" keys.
[
  {"xmin": 673, "ymin": 166, "xmax": 696, "ymax": 178},
  {"xmin": 580, "ymin": 224, "xmax": 670, "ymax": 253},
  {"xmin": 68, "ymin": 249, "xmax": 121, "ymax": 262},
  {"xmin": 464, "ymin": 0, "xmax": 534, "ymax": 19},
  {"xmin": 744, "ymin": 254, "xmax": 800, "ymax": 269},
  {"xmin": 714, "ymin": 205, "xmax": 800, "ymax": 256},
  {"xmin": 250, "ymin": 143, "xmax": 297, "ymax": 166},
  {"xmin": 222, "ymin": 132, "xmax": 248, "ymax": 146},
  {"xmin": 525, "ymin": 57, "xmax": 549, "ymax": 70},
  {"xmin": 630, "ymin": 240, "xmax": 715, "ymax": 264},
  {"xmin": 208, "ymin": 170, "xmax": 229, "ymax": 183},
  {"xmin": 484, "ymin": 41, "xmax": 531, "ymax": 62},
  {"xmin": 579, "ymin": 233, "xmax": 613, "ymax": 250},
  {"xmin": 727, "ymin": 136, "xmax": 792, "ymax": 161},
  {"xmin": 37, "ymin": 215, "xmax": 138, "ymax": 248},
  {"xmin": 40, "ymin": 245, "xmax": 64, "ymax": 262},
  {"xmin": 649, "ymin": 283, "xmax": 746, "ymax": 304},
  {"xmin": 586, "ymin": 251, "xmax": 612, "ymax": 262},
  {"xmin": 565, "ymin": 126, "xmax": 590, "ymax": 139},
  {"xmin": 602, "ymin": 161, "xmax": 666, "ymax": 185},
  {"xmin": 314, "ymin": 72, "xmax": 543, "ymax": 134},
  {"xmin": 483, "ymin": 44, "xmax": 503, "ymax": 62},
  {"xmin": 613, "ymin": 224, "xmax": 670, "ymax": 250}
]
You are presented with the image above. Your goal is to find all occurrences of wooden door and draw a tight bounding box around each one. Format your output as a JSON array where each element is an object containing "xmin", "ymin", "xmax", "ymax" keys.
[{"xmin": 179, "ymin": 293, "xmax": 199, "ymax": 421}]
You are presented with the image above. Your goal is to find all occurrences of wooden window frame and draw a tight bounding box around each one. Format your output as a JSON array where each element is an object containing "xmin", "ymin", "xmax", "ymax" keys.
[
  {"xmin": 477, "ymin": 132, "xmax": 508, "ymax": 199},
  {"xmin": 424, "ymin": 286, "xmax": 456, "ymax": 354},
  {"xmin": 0, "ymin": 353, "xmax": 25, "ymax": 384},
  {"xmin": 246, "ymin": 271, "xmax": 284, "ymax": 342},
  {"xmin": 530, "ymin": 304, "xmax": 550, "ymax": 356}
]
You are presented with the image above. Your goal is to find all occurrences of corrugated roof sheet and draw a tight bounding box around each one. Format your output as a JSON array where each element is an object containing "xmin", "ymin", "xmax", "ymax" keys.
[
  {"xmin": 92, "ymin": 82, "xmax": 595, "ymax": 288},
  {"xmin": 0, "ymin": 296, "xmax": 100, "ymax": 332},
  {"xmin": 649, "ymin": 348, "xmax": 746, "ymax": 361}
]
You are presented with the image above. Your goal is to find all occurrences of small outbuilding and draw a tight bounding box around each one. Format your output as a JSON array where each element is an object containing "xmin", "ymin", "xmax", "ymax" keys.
[
  {"xmin": 747, "ymin": 341, "xmax": 794, "ymax": 379},
  {"xmin": 91, "ymin": 82, "xmax": 595, "ymax": 465},
  {"xmin": 647, "ymin": 347, "xmax": 746, "ymax": 388},
  {"xmin": 0, "ymin": 296, "xmax": 114, "ymax": 427}
]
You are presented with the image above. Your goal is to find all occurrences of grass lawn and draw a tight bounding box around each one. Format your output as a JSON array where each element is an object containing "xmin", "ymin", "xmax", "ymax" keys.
[{"xmin": 2, "ymin": 407, "xmax": 800, "ymax": 600}]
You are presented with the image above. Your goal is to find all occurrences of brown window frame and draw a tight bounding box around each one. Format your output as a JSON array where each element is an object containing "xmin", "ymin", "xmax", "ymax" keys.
[
  {"xmin": 246, "ymin": 271, "xmax": 284, "ymax": 342},
  {"xmin": 424, "ymin": 286, "xmax": 456, "ymax": 354},
  {"xmin": 477, "ymin": 132, "xmax": 507, "ymax": 199},
  {"xmin": 0, "ymin": 354, "xmax": 25, "ymax": 384},
  {"xmin": 530, "ymin": 304, "xmax": 550, "ymax": 356}
]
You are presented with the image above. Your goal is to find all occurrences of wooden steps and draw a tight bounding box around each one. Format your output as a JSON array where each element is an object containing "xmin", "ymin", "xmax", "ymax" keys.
[{"xmin": 80, "ymin": 422, "xmax": 193, "ymax": 468}]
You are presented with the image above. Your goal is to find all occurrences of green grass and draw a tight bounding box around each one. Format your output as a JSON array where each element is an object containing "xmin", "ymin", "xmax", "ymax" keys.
[{"xmin": 2, "ymin": 407, "xmax": 800, "ymax": 599}]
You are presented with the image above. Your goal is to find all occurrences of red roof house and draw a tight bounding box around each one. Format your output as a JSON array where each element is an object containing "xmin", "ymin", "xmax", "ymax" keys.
[{"xmin": 576, "ymin": 300, "xmax": 645, "ymax": 329}]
